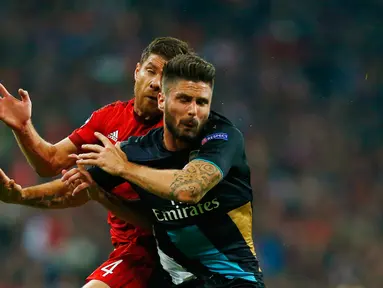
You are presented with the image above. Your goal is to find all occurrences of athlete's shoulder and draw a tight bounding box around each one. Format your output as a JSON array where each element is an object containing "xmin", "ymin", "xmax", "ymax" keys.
[
  {"xmin": 120, "ymin": 127, "xmax": 164, "ymax": 161},
  {"xmin": 127, "ymin": 127, "xmax": 161, "ymax": 146},
  {"xmin": 202, "ymin": 111, "xmax": 243, "ymax": 139},
  {"xmin": 95, "ymin": 100, "xmax": 132, "ymax": 115}
]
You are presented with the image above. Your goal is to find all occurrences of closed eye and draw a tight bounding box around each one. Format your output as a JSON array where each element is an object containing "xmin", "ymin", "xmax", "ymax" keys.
[
  {"xmin": 196, "ymin": 98, "xmax": 209, "ymax": 106},
  {"xmin": 177, "ymin": 94, "xmax": 193, "ymax": 103}
]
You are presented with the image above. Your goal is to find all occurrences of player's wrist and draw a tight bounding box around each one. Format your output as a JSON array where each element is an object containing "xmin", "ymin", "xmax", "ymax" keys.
[
  {"xmin": 13, "ymin": 118, "xmax": 32, "ymax": 133},
  {"xmin": 5, "ymin": 189, "xmax": 23, "ymax": 204},
  {"xmin": 116, "ymin": 161, "xmax": 133, "ymax": 179},
  {"xmin": 19, "ymin": 187, "xmax": 33, "ymax": 201}
]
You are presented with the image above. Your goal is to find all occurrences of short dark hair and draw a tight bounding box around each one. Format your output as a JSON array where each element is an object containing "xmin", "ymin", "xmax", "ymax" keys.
[
  {"xmin": 140, "ymin": 37, "xmax": 193, "ymax": 63},
  {"xmin": 162, "ymin": 54, "xmax": 216, "ymax": 90}
]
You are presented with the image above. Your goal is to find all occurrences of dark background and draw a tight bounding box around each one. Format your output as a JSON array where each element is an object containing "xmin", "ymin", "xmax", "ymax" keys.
[{"xmin": 0, "ymin": 0, "xmax": 382, "ymax": 287}]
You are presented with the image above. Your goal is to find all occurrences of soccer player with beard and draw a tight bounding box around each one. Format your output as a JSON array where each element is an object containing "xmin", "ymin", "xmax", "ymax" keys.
[
  {"xmin": 65, "ymin": 54, "xmax": 266, "ymax": 287},
  {"xmin": 0, "ymin": 37, "xmax": 193, "ymax": 288}
]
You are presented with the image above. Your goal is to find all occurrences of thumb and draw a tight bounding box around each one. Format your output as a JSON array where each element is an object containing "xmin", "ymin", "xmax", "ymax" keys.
[{"xmin": 18, "ymin": 89, "xmax": 31, "ymax": 103}]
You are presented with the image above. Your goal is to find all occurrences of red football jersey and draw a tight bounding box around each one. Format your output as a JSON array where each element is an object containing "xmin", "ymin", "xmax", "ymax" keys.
[{"xmin": 69, "ymin": 99, "xmax": 163, "ymax": 246}]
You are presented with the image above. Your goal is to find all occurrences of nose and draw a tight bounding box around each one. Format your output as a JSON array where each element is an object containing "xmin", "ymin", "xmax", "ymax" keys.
[
  {"xmin": 187, "ymin": 101, "xmax": 197, "ymax": 116},
  {"xmin": 150, "ymin": 75, "xmax": 161, "ymax": 91}
]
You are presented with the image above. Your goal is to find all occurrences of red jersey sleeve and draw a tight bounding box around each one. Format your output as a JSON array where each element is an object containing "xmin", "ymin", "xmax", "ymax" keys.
[{"xmin": 68, "ymin": 101, "xmax": 121, "ymax": 148}]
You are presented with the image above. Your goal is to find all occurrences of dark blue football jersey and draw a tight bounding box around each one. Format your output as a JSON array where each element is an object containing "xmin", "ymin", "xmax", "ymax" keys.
[{"xmin": 88, "ymin": 111, "xmax": 263, "ymax": 285}]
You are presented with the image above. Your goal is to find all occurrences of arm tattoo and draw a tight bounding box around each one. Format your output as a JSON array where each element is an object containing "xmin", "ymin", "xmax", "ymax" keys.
[
  {"xmin": 119, "ymin": 160, "xmax": 222, "ymax": 203},
  {"xmin": 170, "ymin": 161, "xmax": 222, "ymax": 202},
  {"xmin": 21, "ymin": 192, "xmax": 87, "ymax": 209}
]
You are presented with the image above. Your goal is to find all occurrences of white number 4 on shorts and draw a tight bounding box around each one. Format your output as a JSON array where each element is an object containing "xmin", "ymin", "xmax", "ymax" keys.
[{"xmin": 101, "ymin": 260, "xmax": 123, "ymax": 277}]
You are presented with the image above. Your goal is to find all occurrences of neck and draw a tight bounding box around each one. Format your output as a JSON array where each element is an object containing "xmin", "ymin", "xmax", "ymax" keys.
[
  {"xmin": 163, "ymin": 127, "xmax": 190, "ymax": 151},
  {"xmin": 134, "ymin": 106, "xmax": 160, "ymax": 121},
  {"xmin": 134, "ymin": 106, "xmax": 150, "ymax": 120}
]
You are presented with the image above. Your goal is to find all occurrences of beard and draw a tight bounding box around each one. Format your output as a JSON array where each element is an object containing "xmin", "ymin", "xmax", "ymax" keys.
[{"xmin": 164, "ymin": 107, "xmax": 203, "ymax": 143}]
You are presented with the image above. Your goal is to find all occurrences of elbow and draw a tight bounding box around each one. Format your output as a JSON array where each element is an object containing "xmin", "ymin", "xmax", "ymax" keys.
[
  {"xmin": 34, "ymin": 166, "xmax": 61, "ymax": 178},
  {"xmin": 176, "ymin": 189, "xmax": 204, "ymax": 204},
  {"xmin": 35, "ymin": 169, "xmax": 58, "ymax": 178},
  {"xmin": 35, "ymin": 146, "xmax": 74, "ymax": 177},
  {"xmin": 34, "ymin": 155, "xmax": 73, "ymax": 178},
  {"xmin": 34, "ymin": 162, "xmax": 68, "ymax": 177}
]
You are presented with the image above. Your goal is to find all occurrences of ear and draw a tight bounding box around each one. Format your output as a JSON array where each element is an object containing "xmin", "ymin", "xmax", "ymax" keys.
[
  {"xmin": 158, "ymin": 92, "xmax": 165, "ymax": 112},
  {"xmin": 134, "ymin": 62, "xmax": 141, "ymax": 81}
]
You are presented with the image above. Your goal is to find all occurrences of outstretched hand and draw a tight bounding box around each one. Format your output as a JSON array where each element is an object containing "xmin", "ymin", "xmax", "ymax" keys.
[
  {"xmin": 0, "ymin": 84, "xmax": 32, "ymax": 130},
  {"xmin": 0, "ymin": 169, "xmax": 23, "ymax": 203},
  {"xmin": 61, "ymin": 164, "xmax": 101, "ymax": 200},
  {"xmin": 70, "ymin": 132, "xmax": 129, "ymax": 177}
]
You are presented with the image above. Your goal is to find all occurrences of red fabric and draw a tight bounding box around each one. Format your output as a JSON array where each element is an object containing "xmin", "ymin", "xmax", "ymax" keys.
[
  {"xmin": 86, "ymin": 241, "xmax": 156, "ymax": 287},
  {"xmin": 69, "ymin": 98, "xmax": 163, "ymax": 245}
]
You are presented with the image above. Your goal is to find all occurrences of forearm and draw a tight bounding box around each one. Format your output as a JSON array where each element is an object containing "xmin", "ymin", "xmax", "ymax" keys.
[
  {"xmin": 119, "ymin": 161, "xmax": 211, "ymax": 204},
  {"xmin": 97, "ymin": 190, "xmax": 152, "ymax": 232},
  {"xmin": 12, "ymin": 121, "xmax": 70, "ymax": 177},
  {"xmin": 9, "ymin": 179, "xmax": 89, "ymax": 209},
  {"xmin": 118, "ymin": 162, "xmax": 180, "ymax": 200},
  {"xmin": 117, "ymin": 159, "xmax": 223, "ymax": 204}
]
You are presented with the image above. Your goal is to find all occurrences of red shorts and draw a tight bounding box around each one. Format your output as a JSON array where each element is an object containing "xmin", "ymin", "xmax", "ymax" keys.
[{"xmin": 86, "ymin": 241, "xmax": 156, "ymax": 288}]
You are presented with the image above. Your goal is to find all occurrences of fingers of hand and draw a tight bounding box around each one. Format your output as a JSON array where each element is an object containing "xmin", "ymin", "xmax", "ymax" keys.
[
  {"xmin": 72, "ymin": 182, "xmax": 90, "ymax": 196},
  {"xmin": 77, "ymin": 164, "xmax": 86, "ymax": 172},
  {"xmin": 69, "ymin": 178, "xmax": 84, "ymax": 190},
  {"xmin": 18, "ymin": 89, "xmax": 30, "ymax": 102},
  {"xmin": 61, "ymin": 167, "xmax": 80, "ymax": 182},
  {"xmin": 94, "ymin": 132, "xmax": 112, "ymax": 147},
  {"xmin": 77, "ymin": 166, "xmax": 93, "ymax": 183},
  {"xmin": 8, "ymin": 180, "xmax": 15, "ymax": 189},
  {"xmin": 76, "ymin": 159, "xmax": 98, "ymax": 166},
  {"xmin": 65, "ymin": 172, "xmax": 87, "ymax": 186},
  {"xmin": 68, "ymin": 154, "xmax": 80, "ymax": 161},
  {"xmin": 0, "ymin": 171, "xmax": 14, "ymax": 192},
  {"xmin": 76, "ymin": 152, "xmax": 99, "ymax": 160},
  {"xmin": 81, "ymin": 144, "xmax": 103, "ymax": 153},
  {"xmin": 0, "ymin": 84, "xmax": 11, "ymax": 98},
  {"xmin": 0, "ymin": 169, "xmax": 11, "ymax": 183}
]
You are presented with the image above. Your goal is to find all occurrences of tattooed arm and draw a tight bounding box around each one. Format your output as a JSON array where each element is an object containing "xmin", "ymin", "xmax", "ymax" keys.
[
  {"xmin": 78, "ymin": 125, "xmax": 242, "ymax": 204},
  {"xmin": 117, "ymin": 160, "xmax": 222, "ymax": 204},
  {"xmin": 19, "ymin": 180, "xmax": 90, "ymax": 208},
  {"xmin": 0, "ymin": 169, "xmax": 89, "ymax": 209},
  {"xmin": 114, "ymin": 126, "xmax": 243, "ymax": 204}
]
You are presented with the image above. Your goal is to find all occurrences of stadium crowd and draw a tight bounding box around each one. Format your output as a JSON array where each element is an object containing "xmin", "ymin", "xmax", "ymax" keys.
[{"xmin": 0, "ymin": 0, "xmax": 382, "ymax": 287}]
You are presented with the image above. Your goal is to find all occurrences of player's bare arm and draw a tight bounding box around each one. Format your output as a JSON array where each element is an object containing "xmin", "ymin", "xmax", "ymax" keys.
[
  {"xmin": 73, "ymin": 133, "xmax": 222, "ymax": 204},
  {"xmin": 0, "ymin": 84, "xmax": 77, "ymax": 177},
  {"xmin": 0, "ymin": 169, "xmax": 89, "ymax": 209},
  {"xmin": 63, "ymin": 166, "xmax": 152, "ymax": 231},
  {"xmin": 117, "ymin": 160, "xmax": 222, "ymax": 204}
]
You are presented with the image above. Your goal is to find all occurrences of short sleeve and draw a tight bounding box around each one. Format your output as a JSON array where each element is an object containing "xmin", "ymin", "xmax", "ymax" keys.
[
  {"xmin": 194, "ymin": 125, "xmax": 244, "ymax": 177},
  {"xmin": 68, "ymin": 102, "xmax": 119, "ymax": 148}
]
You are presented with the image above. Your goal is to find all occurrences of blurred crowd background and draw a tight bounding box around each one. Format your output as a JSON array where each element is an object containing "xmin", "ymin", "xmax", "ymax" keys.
[{"xmin": 0, "ymin": 0, "xmax": 382, "ymax": 287}]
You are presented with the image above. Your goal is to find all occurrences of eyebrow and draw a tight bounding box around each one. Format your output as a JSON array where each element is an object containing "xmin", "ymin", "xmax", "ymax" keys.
[
  {"xmin": 176, "ymin": 93, "xmax": 192, "ymax": 99},
  {"xmin": 146, "ymin": 62, "xmax": 158, "ymax": 70},
  {"xmin": 177, "ymin": 93, "xmax": 209, "ymax": 103}
]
